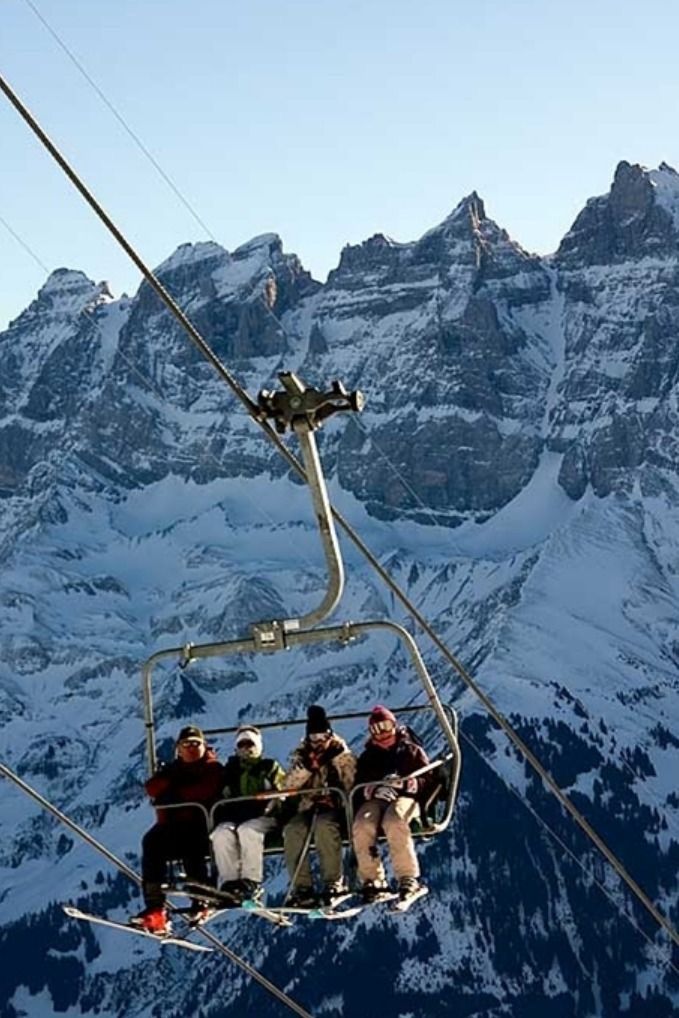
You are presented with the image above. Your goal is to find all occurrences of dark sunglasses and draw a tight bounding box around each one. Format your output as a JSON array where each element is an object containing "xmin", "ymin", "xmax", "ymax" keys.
[{"xmin": 237, "ymin": 739, "xmax": 255, "ymax": 749}]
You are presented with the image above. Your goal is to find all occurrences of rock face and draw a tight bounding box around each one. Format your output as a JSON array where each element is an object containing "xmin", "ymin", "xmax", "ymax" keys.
[
  {"xmin": 0, "ymin": 162, "xmax": 677, "ymax": 1018},
  {"xmin": 551, "ymin": 162, "xmax": 679, "ymax": 500}
]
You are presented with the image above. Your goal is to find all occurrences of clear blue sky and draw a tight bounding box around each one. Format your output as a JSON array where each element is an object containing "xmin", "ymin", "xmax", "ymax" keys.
[{"xmin": 1, "ymin": 0, "xmax": 678, "ymax": 330}]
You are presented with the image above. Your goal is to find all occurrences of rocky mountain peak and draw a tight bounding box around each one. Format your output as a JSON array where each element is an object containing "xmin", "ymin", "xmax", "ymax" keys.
[
  {"xmin": 232, "ymin": 231, "xmax": 283, "ymax": 260},
  {"xmin": 9, "ymin": 269, "xmax": 112, "ymax": 328},
  {"xmin": 155, "ymin": 240, "xmax": 227, "ymax": 275},
  {"xmin": 331, "ymin": 232, "xmax": 404, "ymax": 276},
  {"xmin": 445, "ymin": 190, "xmax": 487, "ymax": 227},
  {"xmin": 648, "ymin": 161, "xmax": 679, "ymax": 231},
  {"xmin": 556, "ymin": 160, "xmax": 679, "ymax": 267},
  {"xmin": 1, "ymin": 161, "xmax": 678, "ymax": 1018}
]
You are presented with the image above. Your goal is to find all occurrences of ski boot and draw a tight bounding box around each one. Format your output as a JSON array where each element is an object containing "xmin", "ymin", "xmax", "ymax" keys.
[
  {"xmin": 287, "ymin": 886, "xmax": 318, "ymax": 908},
  {"xmin": 186, "ymin": 900, "xmax": 212, "ymax": 925},
  {"xmin": 397, "ymin": 876, "xmax": 421, "ymax": 901},
  {"xmin": 239, "ymin": 879, "xmax": 265, "ymax": 906},
  {"xmin": 361, "ymin": 879, "xmax": 390, "ymax": 904},
  {"xmin": 129, "ymin": 906, "xmax": 170, "ymax": 935},
  {"xmin": 217, "ymin": 880, "xmax": 245, "ymax": 906},
  {"xmin": 320, "ymin": 879, "xmax": 347, "ymax": 906}
]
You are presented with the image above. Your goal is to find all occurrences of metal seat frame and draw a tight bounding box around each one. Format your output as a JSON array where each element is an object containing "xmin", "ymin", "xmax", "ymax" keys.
[{"xmin": 141, "ymin": 374, "xmax": 462, "ymax": 857}]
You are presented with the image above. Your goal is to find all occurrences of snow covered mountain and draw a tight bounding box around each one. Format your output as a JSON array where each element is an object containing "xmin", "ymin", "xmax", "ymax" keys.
[{"xmin": 0, "ymin": 161, "xmax": 677, "ymax": 1018}]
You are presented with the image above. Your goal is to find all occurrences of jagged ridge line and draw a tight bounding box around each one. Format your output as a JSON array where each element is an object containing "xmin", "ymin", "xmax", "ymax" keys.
[{"xmin": 1, "ymin": 69, "xmax": 677, "ymax": 952}]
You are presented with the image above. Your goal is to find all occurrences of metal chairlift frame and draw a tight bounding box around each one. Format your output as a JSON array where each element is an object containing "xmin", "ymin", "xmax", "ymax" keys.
[{"xmin": 141, "ymin": 373, "xmax": 462, "ymax": 846}]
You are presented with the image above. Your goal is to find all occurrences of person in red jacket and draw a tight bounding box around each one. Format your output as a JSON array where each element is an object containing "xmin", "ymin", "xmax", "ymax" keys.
[
  {"xmin": 130, "ymin": 725, "xmax": 223, "ymax": 934},
  {"xmin": 352, "ymin": 706, "xmax": 430, "ymax": 903}
]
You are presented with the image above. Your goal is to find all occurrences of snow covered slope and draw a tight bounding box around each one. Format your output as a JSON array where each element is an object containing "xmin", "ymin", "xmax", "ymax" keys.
[{"xmin": 0, "ymin": 162, "xmax": 677, "ymax": 1018}]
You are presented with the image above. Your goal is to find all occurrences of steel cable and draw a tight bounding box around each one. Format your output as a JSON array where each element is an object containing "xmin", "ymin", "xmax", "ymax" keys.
[
  {"xmin": 0, "ymin": 761, "xmax": 314, "ymax": 1018},
  {"xmin": 0, "ymin": 71, "xmax": 677, "ymax": 951}
]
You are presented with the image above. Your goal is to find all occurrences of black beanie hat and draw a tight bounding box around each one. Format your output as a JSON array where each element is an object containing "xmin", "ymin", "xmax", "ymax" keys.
[
  {"xmin": 306, "ymin": 704, "xmax": 331, "ymax": 735},
  {"xmin": 177, "ymin": 725, "xmax": 204, "ymax": 742}
]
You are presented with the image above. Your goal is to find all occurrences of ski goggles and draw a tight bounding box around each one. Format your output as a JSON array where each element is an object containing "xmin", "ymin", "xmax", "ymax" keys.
[
  {"xmin": 370, "ymin": 720, "xmax": 396, "ymax": 736},
  {"xmin": 308, "ymin": 731, "xmax": 330, "ymax": 744},
  {"xmin": 179, "ymin": 737, "xmax": 204, "ymax": 746},
  {"xmin": 236, "ymin": 738, "xmax": 255, "ymax": 749}
]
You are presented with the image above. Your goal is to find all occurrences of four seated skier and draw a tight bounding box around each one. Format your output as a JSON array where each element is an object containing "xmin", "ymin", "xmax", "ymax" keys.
[
  {"xmin": 210, "ymin": 724, "xmax": 285, "ymax": 905},
  {"xmin": 352, "ymin": 705, "xmax": 430, "ymax": 903},
  {"xmin": 133, "ymin": 708, "xmax": 432, "ymax": 929},
  {"xmin": 131, "ymin": 725, "xmax": 223, "ymax": 934}
]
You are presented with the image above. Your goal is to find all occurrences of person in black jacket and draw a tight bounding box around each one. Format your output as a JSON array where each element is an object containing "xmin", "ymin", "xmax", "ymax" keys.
[
  {"xmin": 352, "ymin": 705, "xmax": 429, "ymax": 902},
  {"xmin": 210, "ymin": 725, "xmax": 285, "ymax": 904}
]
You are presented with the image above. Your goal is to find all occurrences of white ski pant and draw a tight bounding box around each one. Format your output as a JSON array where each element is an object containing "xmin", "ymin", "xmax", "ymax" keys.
[
  {"xmin": 210, "ymin": 817, "xmax": 276, "ymax": 884},
  {"xmin": 352, "ymin": 797, "xmax": 420, "ymax": 882}
]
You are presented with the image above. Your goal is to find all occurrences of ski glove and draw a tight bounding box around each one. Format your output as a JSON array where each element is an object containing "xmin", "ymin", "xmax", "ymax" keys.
[
  {"xmin": 372, "ymin": 784, "xmax": 399, "ymax": 803},
  {"xmin": 384, "ymin": 773, "xmax": 419, "ymax": 795}
]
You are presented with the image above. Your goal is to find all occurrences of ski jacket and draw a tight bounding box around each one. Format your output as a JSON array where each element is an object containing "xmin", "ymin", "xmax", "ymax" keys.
[
  {"xmin": 283, "ymin": 733, "xmax": 356, "ymax": 814},
  {"xmin": 145, "ymin": 747, "xmax": 222, "ymax": 826},
  {"xmin": 354, "ymin": 728, "xmax": 429, "ymax": 806},
  {"xmin": 213, "ymin": 755, "xmax": 286, "ymax": 826}
]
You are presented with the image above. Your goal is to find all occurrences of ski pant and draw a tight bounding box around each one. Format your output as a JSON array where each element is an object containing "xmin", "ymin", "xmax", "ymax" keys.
[
  {"xmin": 141, "ymin": 821, "xmax": 211, "ymax": 907},
  {"xmin": 352, "ymin": 797, "xmax": 420, "ymax": 882},
  {"xmin": 283, "ymin": 809, "xmax": 343, "ymax": 888},
  {"xmin": 210, "ymin": 816, "xmax": 277, "ymax": 885}
]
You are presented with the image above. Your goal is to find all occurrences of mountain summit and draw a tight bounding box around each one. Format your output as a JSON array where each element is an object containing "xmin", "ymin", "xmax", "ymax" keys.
[
  {"xmin": 557, "ymin": 160, "xmax": 679, "ymax": 265},
  {"xmin": 0, "ymin": 163, "xmax": 677, "ymax": 1018}
]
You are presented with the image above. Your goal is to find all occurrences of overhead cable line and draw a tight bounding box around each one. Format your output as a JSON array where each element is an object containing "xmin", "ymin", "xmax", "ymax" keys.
[
  {"xmin": 351, "ymin": 419, "xmax": 679, "ymax": 839},
  {"xmin": 1, "ymin": 71, "xmax": 677, "ymax": 953},
  {"xmin": 0, "ymin": 211, "xmax": 50, "ymax": 273},
  {"xmin": 458, "ymin": 733, "xmax": 678, "ymax": 976},
  {"xmin": 0, "ymin": 761, "xmax": 315, "ymax": 1018},
  {"xmin": 20, "ymin": 0, "xmax": 217, "ymax": 243}
]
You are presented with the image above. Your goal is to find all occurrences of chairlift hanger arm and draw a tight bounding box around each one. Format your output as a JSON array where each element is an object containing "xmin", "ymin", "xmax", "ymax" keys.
[{"xmin": 256, "ymin": 372, "xmax": 364, "ymax": 633}]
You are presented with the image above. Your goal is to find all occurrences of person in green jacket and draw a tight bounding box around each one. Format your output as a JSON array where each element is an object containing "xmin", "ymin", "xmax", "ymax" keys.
[{"xmin": 210, "ymin": 725, "xmax": 285, "ymax": 904}]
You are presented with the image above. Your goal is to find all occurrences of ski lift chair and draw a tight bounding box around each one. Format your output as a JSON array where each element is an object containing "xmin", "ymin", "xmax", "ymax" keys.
[{"xmin": 140, "ymin": 375, "xmax": 461, "ymax": 886}]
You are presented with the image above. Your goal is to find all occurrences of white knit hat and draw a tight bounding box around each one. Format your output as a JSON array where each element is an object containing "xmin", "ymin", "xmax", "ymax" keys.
[{"xmin": 235, "ymin": 725, "xmax": 263, "ymax": 757}]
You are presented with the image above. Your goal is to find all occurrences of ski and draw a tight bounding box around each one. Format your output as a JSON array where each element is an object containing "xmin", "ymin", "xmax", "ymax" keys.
[
  {"xmin": 174, "ymin": 905, "xmax": 218, "ymax": 927},
  {"xmin": 62, "ymin": 905, "xmax": 213, "ymax": 952},
  {"xmin": 309, "ymin": 890, "xmax": 398, "ymax": 920},
  {"xmin": 181, "ymin": 882, "xmax": 292, "ymax": 927},
  {"xmin": 240, "ymin": 898, "xmax": 294, "ymax": 927},
  {"xmin": 179, "ymin": 881, "xmax": 241, "ymax": 909},
  {"xmin": 261, "ymin": 891, "xmax": 354, "ymax": 919},
  {"xmin": 389, "ymin": 885, "xmax": 429, "ymax": 913}
]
